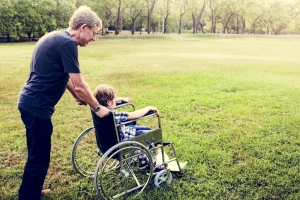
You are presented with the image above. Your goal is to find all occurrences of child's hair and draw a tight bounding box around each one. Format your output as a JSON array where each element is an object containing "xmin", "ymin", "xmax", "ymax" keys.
[{"xmin": 93, "ymin": 84, "xmax": 118, "ymax": 106}]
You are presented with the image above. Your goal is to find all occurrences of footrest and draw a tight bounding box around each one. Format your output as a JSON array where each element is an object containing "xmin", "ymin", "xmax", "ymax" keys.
[
  {"xmin": 156, "ymin": 151, "xmax": 187, "ymax": 172},
  {"xmin": 168, "ymin": 161, "xmax": 187, "ymax": 172}
]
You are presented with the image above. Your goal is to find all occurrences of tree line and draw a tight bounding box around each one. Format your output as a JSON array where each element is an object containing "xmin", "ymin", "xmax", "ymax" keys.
[{"xmin": 1, "ymin": 0, "xmax": 300, "ymax": 42}]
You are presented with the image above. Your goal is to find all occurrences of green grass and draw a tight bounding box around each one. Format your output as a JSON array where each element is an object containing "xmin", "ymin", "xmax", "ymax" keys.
[{"xmin": 1, "ymin": 33, "xmax": 300, "ymax": 199}]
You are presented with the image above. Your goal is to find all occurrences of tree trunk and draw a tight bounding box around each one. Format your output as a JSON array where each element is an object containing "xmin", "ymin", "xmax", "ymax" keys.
[
  {"xmin": 178, "ymin": 15, "xmax": 183, "ymax": 34},
  {"xmin": 131, "ymin": 19, "xmax": 135, "ymax": 35},
  {"xmin": 27, "ymin": 31, "xmax": 32, "ymax": 41},
  {"xmin": 198, "ymin": 0, "xmax": 206, "ymax": 33},
  {"xmin": 211, "ymin": 10, "xmax": 216, "ymax": 33},
  {"xmin": 147, "ymin": 14, "xmax": 151, "ymax": 34},
  {"xmin": 236, "ymin": 18, "xmax": 239, "ymax": 34},
  {"xmin": 164, "ymin": 14, "xmax": 170, "ymax": 34},
  {"xmin": 152, "ymin": 26, "xmax": 156, "ymax": 34},
  {"xmin": 241, "ymin": 16, "xmax": 246, "ymax": 34},
  {"xmin": 178, "ymin": 3, "xmax": 186, "ymax": 34},
  {"xmin": 6, "ymin": 33, "xmax": 11, "ymax": 43},
  {"xmin": 119, "ymin": 14, "xmax": 123, "ymax": 33},
  {"xmin": 223, "ymin": 13, "xmax": 234, "ymax": 33},
  {"xmin": 115, "ymin": 7, "xmax": 121, "ymax": 35},
  {"xmin": 192, "ymin": 13, "xmax": 196, "ymax": 34}
]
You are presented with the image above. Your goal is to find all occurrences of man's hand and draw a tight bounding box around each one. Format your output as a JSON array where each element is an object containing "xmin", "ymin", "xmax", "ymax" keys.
[
  {"xmin": 95, "ymin": 105, "xmax": 110, "ymax": 118},
  {"xmin": 75, "ymin": 96, "xmax": 87, "ymax": 105},
  {"xmin": 77, "ymin": 101, "xmax": 87, "ymax": 105}
]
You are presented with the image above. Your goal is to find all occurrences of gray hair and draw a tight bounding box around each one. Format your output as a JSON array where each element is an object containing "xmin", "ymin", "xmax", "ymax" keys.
[{"xmin": 69, "ymin": 5, "xmax": 102, "ymax": 30}]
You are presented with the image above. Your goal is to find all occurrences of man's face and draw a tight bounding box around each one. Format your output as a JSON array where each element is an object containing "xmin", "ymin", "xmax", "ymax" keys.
[{"xmin": 78, "ymin": 24, "xmax": 98, "ymax": 47}]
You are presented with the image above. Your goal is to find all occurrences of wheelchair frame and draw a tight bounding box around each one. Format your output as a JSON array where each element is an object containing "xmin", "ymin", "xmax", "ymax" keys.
[
  {"xmin": 71, "ymin": 102, "xmax": 185, "ymax": 199},
  {"xmin": 71, "ymin": 102, "xmax": 135, "ymax": 178}
]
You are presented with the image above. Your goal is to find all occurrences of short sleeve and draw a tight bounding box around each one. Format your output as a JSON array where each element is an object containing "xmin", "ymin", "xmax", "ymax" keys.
[
  {"xmin": 59, "ymin": 41, "xmax": 80, "ymax": 73},
  {"xmin": 114, "ymin": 111, "xmax": 129, "ymax": 124}
]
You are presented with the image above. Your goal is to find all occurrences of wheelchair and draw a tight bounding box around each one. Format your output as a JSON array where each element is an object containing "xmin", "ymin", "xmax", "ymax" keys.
[{"xmin": 71, "ymin": 102, "xmax": 187, "ymax": 199}]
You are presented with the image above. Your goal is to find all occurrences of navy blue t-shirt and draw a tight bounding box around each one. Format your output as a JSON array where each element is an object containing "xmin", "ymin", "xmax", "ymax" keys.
[{"xmin": 18, "ymin": 31, "xmax": 80, "ymax": 119}]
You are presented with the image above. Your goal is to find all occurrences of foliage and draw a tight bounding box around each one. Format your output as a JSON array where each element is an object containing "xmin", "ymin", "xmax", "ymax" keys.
[
  {"xmin": 1, "ymin": 34, "xmax": 300, "ymax": 199},
  {"xmin": 0, "ymin": 0, "xmax": 19, "ymax": 41},
  {"xmin": 0, "ymin": 0, "xmax": 300, "ymax": 42},
  {"xmin": 0, "ymin": 0, "xmax": 75, "ymax": 42}
]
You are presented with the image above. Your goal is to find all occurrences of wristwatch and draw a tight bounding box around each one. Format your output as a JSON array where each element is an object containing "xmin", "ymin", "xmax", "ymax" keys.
[{"xmin": 93, "ymin": 104, "xmax": 101, "ymax": 112}]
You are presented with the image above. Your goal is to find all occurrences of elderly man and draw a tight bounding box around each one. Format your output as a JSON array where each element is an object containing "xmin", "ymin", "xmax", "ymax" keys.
[{"xmin": 17, "ymin": 5, "xmax": 109, "ymax": 199}]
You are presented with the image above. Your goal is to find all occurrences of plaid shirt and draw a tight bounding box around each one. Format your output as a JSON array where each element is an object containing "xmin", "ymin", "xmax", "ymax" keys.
[{"xmin": 113, "ymin": 111, "xmax": 137, "ymax": 141}]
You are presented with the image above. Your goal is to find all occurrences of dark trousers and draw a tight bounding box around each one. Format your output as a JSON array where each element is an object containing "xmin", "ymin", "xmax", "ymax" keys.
[{"xmin": 18, "ymin": 109, "xmax": 53, "ymax": 200}]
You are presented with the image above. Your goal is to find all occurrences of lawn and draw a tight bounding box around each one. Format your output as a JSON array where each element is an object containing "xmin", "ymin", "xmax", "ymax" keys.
[{"xmin": 1, "ymin": 33, "xmax": 300, "ymax": 199}]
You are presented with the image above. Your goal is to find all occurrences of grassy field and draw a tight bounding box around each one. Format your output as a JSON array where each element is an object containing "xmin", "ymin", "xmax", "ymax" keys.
[{"xmin": 1, "ymin": 33, "xmax": 300, "ymax": 199}]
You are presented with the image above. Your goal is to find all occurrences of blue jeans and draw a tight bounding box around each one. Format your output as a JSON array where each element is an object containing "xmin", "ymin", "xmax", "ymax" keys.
[
  {"xmin": 135, "ymin": 126, "xmax": 152, "ymax": 136},
  {"xmin": 18, "ymin": 108, "xmax": 53, "ymax": 200}
]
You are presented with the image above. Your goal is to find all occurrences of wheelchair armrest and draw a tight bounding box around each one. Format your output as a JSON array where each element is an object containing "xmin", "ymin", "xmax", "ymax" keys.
[
  {"xmin": 116, "ymin": 101, "xmax": 127, "ymax": 107},
  {"xmin": 144, "ymin": 110, "xmax": 156, "ymax": 116},
  {"xmin": 116, "ymin": 111, "xmax": 160, "ymax": 128},
  {"xmin": 115, "ymin": 101, "xmax": 135, "ymax": 111}
]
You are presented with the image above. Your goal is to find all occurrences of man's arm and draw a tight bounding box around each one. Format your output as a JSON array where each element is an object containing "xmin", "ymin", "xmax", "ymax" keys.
[
  {"xmin": 68, "ymin": 72, "xmax": 109, "ymax": 117},
  {"xmin": 66, "ymin": 79, "xmax": 85, "ymax": 104}
]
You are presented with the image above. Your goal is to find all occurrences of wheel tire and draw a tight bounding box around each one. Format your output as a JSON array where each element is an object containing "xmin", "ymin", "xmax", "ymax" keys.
[
  {"xmin": 94, "ymin": 141, "xmax": 153, "ymax": 199},
  {"xmin": 71, "ymin": 127, "xmax": 100, "ymax": 178},
  {"xmin": 154, "ymin": 170, "xmax": 172, "ymax": 188}
]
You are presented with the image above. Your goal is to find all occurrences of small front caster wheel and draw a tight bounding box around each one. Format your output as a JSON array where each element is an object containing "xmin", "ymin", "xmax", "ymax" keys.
[{"xmin": 154, "ymin": 170, "xmax": 172, "ymax": 188}]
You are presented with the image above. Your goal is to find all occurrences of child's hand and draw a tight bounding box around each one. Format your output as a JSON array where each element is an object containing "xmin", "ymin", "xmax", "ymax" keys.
[
  {"xmin": 116, "ymin": 97, "xmax": 132, "ymax": 104},
  {"xmin": 122, "ymin": 97, "xmax": 132, "ymax": 103},
  {"xmin": 150, "ymin": 106, "xmax": 159, "ymax": 115}
]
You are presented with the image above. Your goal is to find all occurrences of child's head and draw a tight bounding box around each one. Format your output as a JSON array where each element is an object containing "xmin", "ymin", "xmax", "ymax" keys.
[{"xmin": 94, "ymin": 84, "xmax": 118, "ymax": 109}]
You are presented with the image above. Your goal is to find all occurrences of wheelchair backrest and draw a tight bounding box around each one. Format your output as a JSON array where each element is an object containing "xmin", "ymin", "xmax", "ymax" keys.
[
  {"xmin": 91, "ymin": 110, "xmax": 119, "ymax": 154},
  {"xmin": 91, "ymin": 108, "xmax": 163, "ymax": 156}
]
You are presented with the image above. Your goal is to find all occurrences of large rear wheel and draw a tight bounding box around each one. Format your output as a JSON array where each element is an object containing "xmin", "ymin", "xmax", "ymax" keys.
[
  {"xmin": 94, "ymin": 141, "xmax": 153, "ymax": 199},
  {"xmin": 71, "ymin": 127, "xmax": 100, "ymax": 178}
]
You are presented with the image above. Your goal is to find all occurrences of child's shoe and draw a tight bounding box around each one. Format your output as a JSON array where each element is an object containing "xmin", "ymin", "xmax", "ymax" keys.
[
  {"xmin": 138, "ymin": 158, "xmax": 150, "ymax": 170},
  {"xmin": 150, "ymin": 165, "xmax": 165, "ymax": 175}
]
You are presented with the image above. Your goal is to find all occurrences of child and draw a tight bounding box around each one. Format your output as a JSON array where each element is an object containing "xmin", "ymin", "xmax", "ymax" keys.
[
  {"xmin": 93, "ymin": 84, "xmax": 163, "ymax": 173},
  {"xmin": 93, "ymin": 84, "xmax": 159, "ymax": 141}
]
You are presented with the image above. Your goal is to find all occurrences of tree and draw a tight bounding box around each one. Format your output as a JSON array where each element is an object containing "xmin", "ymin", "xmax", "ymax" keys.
[
  {"xmin": 101, "ymin": 0, "xmax": 131, "ymax": 35},
  {"xmin": 145, "ymin": 0, "xmax": 157, "ymax": 34},
  {"xmin": 2, "ymin": 0, "xmax": 300, "ymax": 42},
  {"xmin": 55, "ymin": 0, "xmax": 76, "ymax": 29},
  {"xmin": 247, "ymin": 0, "xmax": 266, "ymax": 34},
  {"xmin": 14, "ymin": 0, "xmax": 57, "ymax": 41},
  {"xmin": 161, "ymin": 0, "xmax": 172, "ymax": 34},
  {"xmin": 265, "ymin": 0, "xmax": 300, "ymax": 35},
  {"xmin": 0, "ymin": 0, "xmax": 19, "ymax": 42},
  {"xmin": 233, "ymin": 0, "xmax": 253, "ymax": 34},
  {"xmin": 175, "ymin": 0, "xmax": 188, "ymax": 34},
  {"xmin": 208, "ymin": 0, "xmax": 222, "ymax": 33},
  {"xmin": 219, "ymin": 0, "xmax": 235, "ymax": 33},
  {"xmin": 128, "ymin": 0, "xmax": 145, "ymax": 35},
  {"xmin": 187, "ymin": 0, "xmax": 206, "ymax": 34}
]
